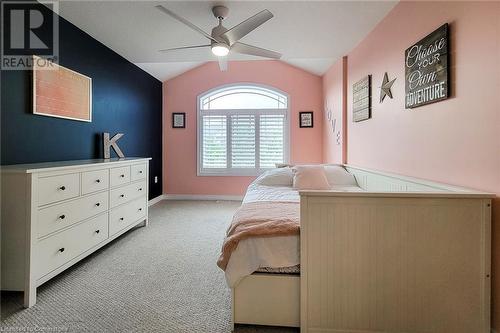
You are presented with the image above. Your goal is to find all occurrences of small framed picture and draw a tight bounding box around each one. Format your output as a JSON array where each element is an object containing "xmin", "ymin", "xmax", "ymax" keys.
[
  {"xmin": 172, "ymin": 112, "xmax": 186, "ymax": 128},
  {"xmin": 299, "ymin": 112, "xmax": 313, "ymax": 128}
]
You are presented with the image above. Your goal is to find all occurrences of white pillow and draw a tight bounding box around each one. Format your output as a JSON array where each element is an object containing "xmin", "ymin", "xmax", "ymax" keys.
[
  {"xmin": 323, "ymin": 165, "xmax": 358, "ymax": 186},
  {"xmin": 292, "ymin": 165, "xmax": 330, "ymax": 190},
  {"xmin": 256, "ymin": 167, "xmax": 293, "ymax": 186}
]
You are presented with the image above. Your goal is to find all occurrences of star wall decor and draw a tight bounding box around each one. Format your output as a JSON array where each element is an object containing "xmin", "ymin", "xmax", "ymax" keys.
[{"xmin": 380, "ymin": 72, "xmax": 396, "ymax": 103}]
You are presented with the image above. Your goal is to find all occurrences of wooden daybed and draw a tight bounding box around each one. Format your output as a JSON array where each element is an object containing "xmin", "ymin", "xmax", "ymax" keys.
[{"xmin": 230, "ymin": 165, "xmax": 493, "ymax": 333}]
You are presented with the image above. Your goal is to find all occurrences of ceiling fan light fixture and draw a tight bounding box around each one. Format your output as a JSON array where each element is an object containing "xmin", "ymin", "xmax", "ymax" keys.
[{"xmin": 211, "ymin": 43, "xmax": 229, "ymax": 57}]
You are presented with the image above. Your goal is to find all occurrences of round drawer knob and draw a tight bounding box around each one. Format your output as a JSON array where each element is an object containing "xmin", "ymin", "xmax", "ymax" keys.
[
  {"xmin": 139, "ymin": 171, "xmax": 143, "ymax": 174},
  {"xmin": 119, "ymin": 217, "xmax": 124, "ymax": 221},
  {"xmin": 95, "ymin": 203, "xmax": 100, "ymax": 207},
  {"xmin": 120, "ymin": 174, "xmax": 125, "ymax": 178},
  {"xmin": 139, "ymin": 188, "xmax": 143, "ymax": 191},
  {"xmin": 95, "ymin": 230, "xmax": 100, "ymax": 234},
  {"xmin": 59, "ymin": 248, "xmax": 65, "ymax": 253},
  {"xmin": 120, "ymin": 194, "xmax": 125, "ymax": 198},
  {"xmin": 96, "ymin": 179, "xmax": 101, "ymax": 183},
  {"xmin": 59, "ymin": 214, "xmax": 66, "ymax": 220},
  {"xmin": 138, "ymin": 208, "xmax": 142, "ymax": 211},
  {"xmin": 59, "ymin": 186, "xmax": 66, "ymax": 191}
]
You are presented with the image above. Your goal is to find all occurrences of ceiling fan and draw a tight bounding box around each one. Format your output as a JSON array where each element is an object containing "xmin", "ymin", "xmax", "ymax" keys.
[{"xmin": 155, "ymin": 4, "xmax": 282, "ymax": 71}]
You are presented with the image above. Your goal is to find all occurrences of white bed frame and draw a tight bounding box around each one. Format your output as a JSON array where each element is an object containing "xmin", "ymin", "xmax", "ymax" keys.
[{"xmin": 231, "ymin": 165, "xmax": 493, "ymax": 332}]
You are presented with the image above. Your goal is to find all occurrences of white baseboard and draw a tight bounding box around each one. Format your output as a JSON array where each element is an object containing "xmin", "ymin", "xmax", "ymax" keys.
[
  {"xmin": 149, "ymin": 194, "xmax": 243, "ymax": 205},
  {"xmin": 164, "ymin": 194, "xmax": 243, "ymax": 201},
  {"xmin": 148, "ymin": 194, "xmax": 166, "ymax": 206}
]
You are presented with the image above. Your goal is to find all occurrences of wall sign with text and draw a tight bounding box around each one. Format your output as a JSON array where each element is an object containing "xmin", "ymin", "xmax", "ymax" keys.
[
  {"xmin": 353, "ymin": 75, "xmax": 371, "ymax": 122},
  {"xmin": 405, "ymin": 23, "xmax": 449, "ymax": 108}
]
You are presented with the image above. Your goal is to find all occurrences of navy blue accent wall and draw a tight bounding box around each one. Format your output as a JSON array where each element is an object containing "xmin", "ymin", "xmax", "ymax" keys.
[{"xmin": 1, "ymin": 4, "xmax": 163, "ymax": 199}]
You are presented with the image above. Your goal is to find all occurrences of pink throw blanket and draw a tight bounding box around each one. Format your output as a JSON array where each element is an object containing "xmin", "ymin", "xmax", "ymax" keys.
[{"xmin": 217, "ymin": 201, "xmax": 300, "ymax": 271}]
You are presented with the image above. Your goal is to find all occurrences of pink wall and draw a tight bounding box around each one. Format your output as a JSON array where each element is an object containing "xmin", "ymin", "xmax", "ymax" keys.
[
  {"xmin": 322, "ymin": 56, "xmax": 348, "ymax": 164},
  {"xmin": 322, "ymin": 59, "xmax": 343, "ymax": 164},
  {"xmin": 163, "ymin": 60, "xmax": 323, "ymax": 196},
  {"xmin": 323, "ymin": 1, "xmax": 500, "ymax": 328}
]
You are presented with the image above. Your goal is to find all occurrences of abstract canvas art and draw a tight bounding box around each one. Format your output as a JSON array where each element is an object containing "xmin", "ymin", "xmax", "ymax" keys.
[{"xmin": 33, "ymin": 56, "xmax": 92, "ymax": 122}]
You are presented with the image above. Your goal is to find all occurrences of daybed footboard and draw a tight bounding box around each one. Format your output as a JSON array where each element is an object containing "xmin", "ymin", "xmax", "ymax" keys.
[{"xmin": 300, "ymin": 192, "xmax": 492, "ymax": 333}]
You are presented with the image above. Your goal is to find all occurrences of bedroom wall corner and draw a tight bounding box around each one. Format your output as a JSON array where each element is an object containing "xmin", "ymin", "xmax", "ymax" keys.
[
  {"xmin": 322, "ymin": 57, "xmax": 347, "ymax": 165},
  {"xmin": 0, "ymin": 3, "xmax": 163, "ymax": 199},
  {"xmin": 340, "ymin": 1, "xmax": 500, "ymax": 329},
  {"xmin": 162, "ymin": 60, "xmax": 323, "ymax": 196}
]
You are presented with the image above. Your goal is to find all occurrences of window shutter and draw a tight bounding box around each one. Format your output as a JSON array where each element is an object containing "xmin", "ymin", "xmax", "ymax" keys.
[
  {"xmin": 259, "ymin": 114, "xmax": 285, "ymax": 168},
  {"xmin": 231, "ymin": 115, "xmax": 256, "ymax": 168},
  {"xmin": 198, "ymin": 85, "xmax": 289, "ymax": 175},
  {"xmin": 202, "ymin": 115, "xmax": 227, "ymax": 169}
]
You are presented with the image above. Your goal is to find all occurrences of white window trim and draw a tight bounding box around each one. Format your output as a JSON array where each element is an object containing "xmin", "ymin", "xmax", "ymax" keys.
[{"xmin": 197, "ymin": 83, "xmax": 290, "ymax": 177}]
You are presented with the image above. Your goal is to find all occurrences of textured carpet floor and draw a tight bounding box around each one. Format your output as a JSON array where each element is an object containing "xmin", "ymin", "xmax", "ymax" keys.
[{"xmin": 1, "ymin": 200, "xmax": 298, "ymax": 333}]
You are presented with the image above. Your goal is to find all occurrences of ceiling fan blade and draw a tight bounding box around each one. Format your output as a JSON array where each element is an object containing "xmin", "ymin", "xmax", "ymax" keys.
[
  {"xmin": 155, "ymin": 5, "xmax": 218, "ymax": 43},
  {"xmin": 218, "ymin": 57, "xmax": 228, "ymax": 72},
  {"xmin": 220, "ymin": 9, "xmax": 273, "ymax": 45},
  {"xmin": 159, "ymin": 45, "xmax": 210, "ymax": 53},
  {"xmin": 231, "ymin": 42, "xmax": 281, "ymax": 59}
]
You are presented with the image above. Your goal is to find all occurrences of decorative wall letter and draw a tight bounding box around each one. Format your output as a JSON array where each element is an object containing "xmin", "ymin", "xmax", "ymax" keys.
[
  {"xmin": 103, "ymin": 132, "xmax": 125, "ymax": 159},
  {"xmin": 325, "ymin": 100, "xmax": 341, "ymax": 145}
]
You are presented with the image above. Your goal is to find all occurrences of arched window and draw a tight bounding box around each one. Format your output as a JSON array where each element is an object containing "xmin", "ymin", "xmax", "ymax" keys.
[{"xmin": 198, "ymin": 84, "xmax": 289, "ymax": 176}]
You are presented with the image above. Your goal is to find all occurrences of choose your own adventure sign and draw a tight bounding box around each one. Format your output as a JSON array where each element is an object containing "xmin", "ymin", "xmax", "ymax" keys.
[{"xmin": 405, "ymin": 23, "xmax": 449, "ymax": 108}]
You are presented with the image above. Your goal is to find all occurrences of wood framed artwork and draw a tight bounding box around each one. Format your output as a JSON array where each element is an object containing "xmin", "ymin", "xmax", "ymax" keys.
[
  {"xmin": 353, "ymin": 75, "xmax": 371, "ymax": 122},
  {"xmin": 172, "ymin": 112, "xmax": 186, "ymax": 128},
  {"xmin": 33, "ymin": 56, "xmax": 92, "ymax": 122},
  {"xmin": 299, "ymin": 112, "xmax": 313, "ymax": 128},
  {"xmin": 405, "ymin": 23, "xmax": 449, "ymax": 108}
]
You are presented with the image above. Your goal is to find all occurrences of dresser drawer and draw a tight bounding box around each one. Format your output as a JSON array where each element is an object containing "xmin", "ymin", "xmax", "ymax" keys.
[
  {"xmin": 109, "ymin": 196, "xmax": 146, "ymax": 236},
  {"xmin": 110, "ymin": 166, "xmax": 130, "ymax": 187},
  {"xmin": 130, "ymin": 163, "xmax": 147, "ymax": 181},
  {"xmin": 109, "ymin": 180, "xmax": 147, "ymax": 208},
  {"xmin": 38, "ymin": 173, "xmax": 80, "ymax": 206},
  {"xmin": 82, "ymin": 169, "xmax": 109, "ymax": 195},
  {"xmin": 36, "ymin": 213, "xmax": 109, "ymax": 279},
  {"xmin": 37, "ymin": 191, "xmax": 108, "ymax": 238}
]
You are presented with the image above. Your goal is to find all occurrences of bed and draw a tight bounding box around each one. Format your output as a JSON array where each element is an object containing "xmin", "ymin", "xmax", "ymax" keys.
[
  {"xmin": 224, "ymin": 175, "xmax": 361, "ymax": 287},
  {"xmin": 221, "ymin": 164, "xmax": 493, "ymax": 333},
  {"xmin": 221, "ymin": 165, "xmax": 362, "ymax": 328}
]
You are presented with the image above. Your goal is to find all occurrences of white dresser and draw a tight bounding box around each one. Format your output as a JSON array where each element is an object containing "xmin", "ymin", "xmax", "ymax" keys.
[{"xmin": 1, "ymin": 158, "xmax": 151, "ymax": 307}]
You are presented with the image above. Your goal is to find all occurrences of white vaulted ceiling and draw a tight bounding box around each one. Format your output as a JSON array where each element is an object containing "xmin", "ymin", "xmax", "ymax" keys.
[{"xmin": 57, "ymin": 1, "xmax": 397, "ymax": 81}]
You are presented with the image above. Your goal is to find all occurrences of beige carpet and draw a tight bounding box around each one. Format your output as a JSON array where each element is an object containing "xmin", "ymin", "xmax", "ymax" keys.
[{"xmin": 1, "ymin": 200, "xmax": 298, "ymax": 333}]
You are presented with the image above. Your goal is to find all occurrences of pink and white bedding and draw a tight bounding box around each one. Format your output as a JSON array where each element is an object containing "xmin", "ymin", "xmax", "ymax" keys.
[
  {"xmin": 223, "ymin": 177, "xmax": 362, "ymax": 287},
  {"xmin": 217, "ymin": 201, "xmax": 300, "ymax": 271}
]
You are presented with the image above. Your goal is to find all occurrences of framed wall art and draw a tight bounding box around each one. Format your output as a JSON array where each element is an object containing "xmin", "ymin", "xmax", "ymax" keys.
[
  {"xmin": 405, "ymin": 23, "xmax": 449, "ymax": 108},
  {"xmin": 172, "ymin": 112, "xmax": 186, "ymax": 128},
  {"xmin": 299, "ymin": 112, "xmax": 313, "ymax": 128},
  {"xmin": 353, "ymin": 75, "xmax": 371, "ymax": 122},
  {"xmin": 33, "ymin": 56, "xmax": 92, "ymax": 122}
]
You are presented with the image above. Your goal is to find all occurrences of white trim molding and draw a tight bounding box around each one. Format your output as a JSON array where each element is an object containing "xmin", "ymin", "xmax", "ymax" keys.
[
  {"xmin": 148, "ymin": 195, "xmax": 166, "ymax": 206},
  {"xmin": 164, "ymin": 194, "xmax": 243, "ymax": 201},
  {"xmin": 148, "ymin": 194, "xmax": 243, "ymax": 206}
]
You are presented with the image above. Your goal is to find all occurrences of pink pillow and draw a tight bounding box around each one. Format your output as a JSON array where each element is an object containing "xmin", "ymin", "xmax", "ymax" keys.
[{"xmin": 292, "ymin": 165, "xmax": 331, "ymax": 190}]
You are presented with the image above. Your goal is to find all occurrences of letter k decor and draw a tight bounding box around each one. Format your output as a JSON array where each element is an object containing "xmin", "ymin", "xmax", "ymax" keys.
[{"xmin": 103, "ymin": 132, "xmax": 125, "ymax": 159}]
